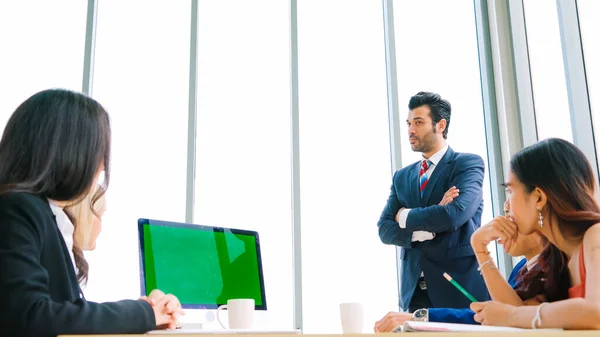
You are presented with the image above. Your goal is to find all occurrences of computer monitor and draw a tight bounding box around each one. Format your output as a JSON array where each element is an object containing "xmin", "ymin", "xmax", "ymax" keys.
[{"xmin": 138, "ymin": 218, "xmax": 267, "ymax": 310}]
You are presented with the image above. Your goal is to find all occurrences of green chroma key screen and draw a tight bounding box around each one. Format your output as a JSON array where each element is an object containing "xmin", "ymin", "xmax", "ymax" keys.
[{"xmin": 138, "ymin": 219, "xmax": 266, "ymax": 309}]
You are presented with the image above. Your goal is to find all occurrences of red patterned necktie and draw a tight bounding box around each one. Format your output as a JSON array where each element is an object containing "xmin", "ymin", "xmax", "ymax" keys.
[{"xmin": 419, "ymin": 160, "xmax": 431, "ymax": 197}]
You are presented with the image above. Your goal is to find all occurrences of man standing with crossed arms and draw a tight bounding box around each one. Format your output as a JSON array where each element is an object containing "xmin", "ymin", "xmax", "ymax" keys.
[{"xmin": 378, "ymin": 92, "xmax": 489, "ymax": 317}]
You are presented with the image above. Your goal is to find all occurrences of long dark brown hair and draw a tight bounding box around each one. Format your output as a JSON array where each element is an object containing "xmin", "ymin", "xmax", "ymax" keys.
[
  {"xmin": 510, "ymin": 138, "xmax": 600, "ymax": 300},
  {"xmin": 0, "ymin": 89, "xmax": 111, "ymax": 283},
  {"xmin": 515, "ymin": 236, "xmax": 570, "ymax": 302}
]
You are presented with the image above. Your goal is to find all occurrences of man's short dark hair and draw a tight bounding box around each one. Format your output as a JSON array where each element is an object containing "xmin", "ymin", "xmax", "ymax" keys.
[{"xmin": 408, "ymin": 91, "xmax": 451, "ymax": 139}]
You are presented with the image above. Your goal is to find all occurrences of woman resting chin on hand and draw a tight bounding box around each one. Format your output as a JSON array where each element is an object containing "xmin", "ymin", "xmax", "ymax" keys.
[
  {"xmin": 472, "ymin": 139, "xmax": 600, "ymax": 330},
  {"xmin": 375, "ymin": 197, "xmax": 569, "ymax": 332}
]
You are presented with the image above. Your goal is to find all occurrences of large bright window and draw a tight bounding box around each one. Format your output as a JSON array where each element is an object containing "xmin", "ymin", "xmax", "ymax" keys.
[
  {"xmin": 298, "ymin": 0, "xmax": 396, "ymax": 333},
  {"xmin": 2, "ymin": 0, "xmax": 569, "ymax": 332},
  {"xmin": 523, "ymin": 0, "xmax": 573, "ymax": 142},
  {"xmin": 84, "ymin": 0, "xmax": 191, "ymax": 303},
  {"xmin": 393, "ymin": 0, "xmax": 496, "ymax": 259},
  {"xmin": 0, "ymin": 0, "xmax": 86, "ymax": 130},
  {"xmin": 193, "ymin": 0, "xmax": 293, "ymax": 329},
  {"xmin": 578, "ymin": 0, "xmax": 600, "ymax": 166}
]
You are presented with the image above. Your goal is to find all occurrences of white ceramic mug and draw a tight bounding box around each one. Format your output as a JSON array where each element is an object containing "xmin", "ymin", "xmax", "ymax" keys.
[
  {"xmin": 340, "ymin": 302, "xmax": 364, "ymax": 334},
  {"xmin": 216, "ymin": 299, "xmax": 255, "ymax": 329}
]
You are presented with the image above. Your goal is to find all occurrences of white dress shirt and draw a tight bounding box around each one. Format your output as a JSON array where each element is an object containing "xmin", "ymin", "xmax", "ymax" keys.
[
  {"xmin": 398, "ymin": 144, "xmax": 449, "ymax": 242},
  {"xmin": 48, "ymin": 200, "xmax": 78, "ymax": 274}
]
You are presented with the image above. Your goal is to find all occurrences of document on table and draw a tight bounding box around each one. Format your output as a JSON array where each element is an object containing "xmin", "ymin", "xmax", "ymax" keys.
[{"xmin": 393, "ymin": 321, "xmax": 563, "ymax": 332}]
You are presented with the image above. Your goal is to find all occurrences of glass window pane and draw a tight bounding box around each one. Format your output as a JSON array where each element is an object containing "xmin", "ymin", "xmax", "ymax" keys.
[
  {"xmin": 523, "ymin": 0, "xmax": 573, "ymax": 141},
  {"xmin": 194, "ymin": 0, "xmax": 293, "ymax": 329},
  {"xmin": 0, "ymin": 0, "xmax": 86, "ymax": 130},
  {"xmin": 578, "ymin": 0, "xmax": 600, "ymax": 166},
  {"xmin": 298, "ymin": 0, "xmax": 395, "ymax": 332},
  {"xmin": 85, "ymin": 0, "xmax": 191, "ymax": 303},
  {"xmin": 393, "ymin": 0, "xmax": 497, "ymax": 259}
]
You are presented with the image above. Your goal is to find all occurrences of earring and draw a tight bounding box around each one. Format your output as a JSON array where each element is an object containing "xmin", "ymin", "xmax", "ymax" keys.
[{"xmin": 537, "ymin": 208, "xmax": 544, "ymax": 228}]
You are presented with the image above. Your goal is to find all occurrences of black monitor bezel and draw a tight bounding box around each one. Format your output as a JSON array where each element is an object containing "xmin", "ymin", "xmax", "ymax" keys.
[{"xmin": 137, "ymin": 218, "xmax": 267, "ymax": 310}]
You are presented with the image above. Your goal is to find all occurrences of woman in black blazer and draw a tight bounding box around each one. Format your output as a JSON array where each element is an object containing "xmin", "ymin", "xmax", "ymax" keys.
[{"xmin": 0, "ymin": 89, "xmax": 183, "ymax": 337}]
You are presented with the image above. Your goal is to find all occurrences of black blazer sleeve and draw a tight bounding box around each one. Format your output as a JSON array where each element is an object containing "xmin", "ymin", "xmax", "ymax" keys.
[{"xmin": 0, "ymin": 194, "xmax": 156, "ymax": 337}]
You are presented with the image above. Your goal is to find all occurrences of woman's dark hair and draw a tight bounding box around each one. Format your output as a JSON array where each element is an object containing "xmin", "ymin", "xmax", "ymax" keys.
[
  {"xmin": 510, "ymin": 138, "xmax": 600, "ymax": 301},
  {"xmin": 0, "ymin": 88, "xmax": 111, "ymax": 283},
  {"xmin": 515, "ymin": 236, "xmax": 570, "ymax": 302}
]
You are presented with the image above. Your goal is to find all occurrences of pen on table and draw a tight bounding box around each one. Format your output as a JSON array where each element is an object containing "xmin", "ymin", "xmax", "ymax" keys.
[{"xmin": 443, "ymin": 272, "xmax": 478, "ymax": 302}]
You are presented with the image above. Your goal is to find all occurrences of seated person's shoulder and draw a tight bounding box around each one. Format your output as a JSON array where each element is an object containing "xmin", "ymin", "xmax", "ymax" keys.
[
  {"xmin": 584, "ymin": 223, "xmax": 600, "ymax": 244},
  {"xmin": 0, "ymin": 192, "xmax": 49, "ymax": 236},
  {"xmin": 0, "ymin": 191, "xmax": 43, "ymax": 207},
  {"xmin": 0, "ymin": 192, "xmax": 48, "ymax": 217}
]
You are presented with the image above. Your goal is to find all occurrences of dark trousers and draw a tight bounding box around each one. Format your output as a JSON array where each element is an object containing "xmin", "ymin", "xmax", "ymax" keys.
[{"xmin": 408, "ymin": 277, "xmax": 433, "ymax": 313}]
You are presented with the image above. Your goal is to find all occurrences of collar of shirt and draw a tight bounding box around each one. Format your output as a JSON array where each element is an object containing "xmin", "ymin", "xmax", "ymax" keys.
[
  {"xmin": 526, "ymin": 254, "xmax": 539, "ymax": 271},
  {"xmin": 48, "ymin": 200, "xmax": 78, "ymax": 274},
  {"xmin": 422, "ymin": 144, "xmax": 449, "ymax": 167}
]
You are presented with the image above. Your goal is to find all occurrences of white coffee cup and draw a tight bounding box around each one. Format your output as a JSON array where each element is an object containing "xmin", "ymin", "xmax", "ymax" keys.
[
  {"xmin": 216, "ymin": 299, "xmax": 255, "ymax": 329},
  {"xmin": 340, "ymin": 302, "xmax": 364, "ymax": 334}
]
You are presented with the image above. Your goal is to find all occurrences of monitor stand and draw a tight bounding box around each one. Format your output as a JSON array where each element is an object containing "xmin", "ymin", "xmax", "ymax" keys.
[
  {"xmin": 178, "ymin": 323, "xmax": 203, "ymax": 330},
  {"xmin": 176, "ymin": 309, "xmax": 217, "ymax": 330}
]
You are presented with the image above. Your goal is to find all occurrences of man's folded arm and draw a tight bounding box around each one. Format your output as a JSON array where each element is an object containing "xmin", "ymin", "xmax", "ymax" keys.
[
  {"xmin": 405, "ymin": 155, "xmax": 485, "ymax": 233},
  {"xmin": 377, "ymin": 172, "xmax": 414, "ymax": 248}
]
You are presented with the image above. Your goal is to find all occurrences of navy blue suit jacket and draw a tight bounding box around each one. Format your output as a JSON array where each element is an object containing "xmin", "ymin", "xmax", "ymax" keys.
[
  {"xmin": 428, "ymin": 258, "xmax": 527, "ymax": 324},
  {"xmin": 377, "ymin": 147, "xmax": 490, "ymax": 311}
]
